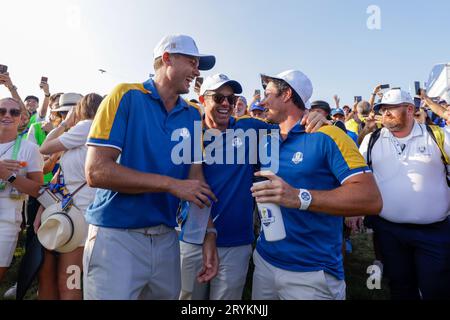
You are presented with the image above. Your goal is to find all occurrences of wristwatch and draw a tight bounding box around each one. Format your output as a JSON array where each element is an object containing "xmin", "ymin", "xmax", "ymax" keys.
[
  {"xmin": 7, "ymin": 172, "xmax": 17, "ymax": 184},
  {"xmin": 45, "ymin": 93, "xmax": 51, "ymax": 97},
  {"xmin": 298, "ymin": 189, "xmax": 312, "ymax": 211},
  {"xmin": 206, "ymin": 227, "xmax": 218, "ymax": 237}
]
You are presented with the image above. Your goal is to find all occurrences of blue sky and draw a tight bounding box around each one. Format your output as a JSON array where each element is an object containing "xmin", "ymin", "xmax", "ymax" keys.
[{"xmin": 1, "ymin": 0, "xmax": 449, "ymax": 106}]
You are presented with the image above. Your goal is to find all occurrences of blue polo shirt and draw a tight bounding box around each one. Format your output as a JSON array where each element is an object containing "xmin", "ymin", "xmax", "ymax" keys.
[
  {"xmin": 86, "ymin": 79, "xmax": 202, "ymax": 228},
  {"xmin": 180, "ymin": 116, "xmax": 276, "ymax": 247},
  {"xmin": 256, "ymin": 122, "xmax": 369, "ymax": 280}
]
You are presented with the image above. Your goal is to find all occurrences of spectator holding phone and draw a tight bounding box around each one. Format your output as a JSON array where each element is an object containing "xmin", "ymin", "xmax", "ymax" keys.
[
  {"xmin": 345, "ymin": 100, "xmax": 371, "ymax": 135},
  {"xmin": 421, "ymin": 90, "xmax": 450, "ymax": 124},
  {"xmin": 35, "ymin": 93, "xmax": 101, "ymax": 300},
  {"xmin": 0, "ymin": 98, "xmax": 43, "ymax": 283},
  {"xmin": 0, "ymin": 71, "xmax": 26, "ymax": 113}
]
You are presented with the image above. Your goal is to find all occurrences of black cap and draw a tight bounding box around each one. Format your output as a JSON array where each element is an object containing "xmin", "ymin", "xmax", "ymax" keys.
[
  {"xmin": 24, "ymin": 95, "xmax": 39, "ymax": 103},
  {"xmin": 310, "ymin": 100, "xmax": 331, "ymax": 115}
]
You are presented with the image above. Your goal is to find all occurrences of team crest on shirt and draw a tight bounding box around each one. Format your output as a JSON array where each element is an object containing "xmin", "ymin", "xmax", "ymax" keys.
[
  {"xmin": 232, "ymin": 137, "xmax": 243, "ymax": 148},
  {"xmin": 179, "ymin": 128, "xmax": 190, "ymax": 139},
  {"xmin": 292, "ymin": 152, "xmax": 303, "ymax": 164}
]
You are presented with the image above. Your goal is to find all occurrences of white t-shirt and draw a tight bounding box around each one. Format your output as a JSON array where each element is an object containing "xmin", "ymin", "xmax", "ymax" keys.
[
  {"xmin": 0, "ymin": 138, "xmax": 44, "ymax": 211},
  {"xmin": 59, "ymin": 120, "xmax": 97, "ymax": 212},
  {"xmin": 360, "ymin": 122, "xmax": 450, "ymax": 224}
]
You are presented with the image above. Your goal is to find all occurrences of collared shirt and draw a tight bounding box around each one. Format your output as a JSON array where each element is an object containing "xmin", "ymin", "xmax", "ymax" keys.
[
  {"xmin": 179, "ymin": 116, "xmax": 275, "ymax": 247},
  {"xmin": 256, "ymin": 122, "xmax": 369, "ymax": 280},
  {"xmin": 360, "ymin": 121, "xmax": 450, "ymax": 224},
  {"xmin": 85, "ymin": 79, "xmax": 202, "ymax": 228}
]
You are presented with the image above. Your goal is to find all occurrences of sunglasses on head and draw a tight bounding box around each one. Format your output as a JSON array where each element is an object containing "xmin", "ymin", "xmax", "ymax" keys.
[
  {"xmin": 205, "ymin": 93, "xmax": 237, "ymax": 105},
  {"xmin": 0, "ymin": 108, "xmax": 21, "ymax": 117}
]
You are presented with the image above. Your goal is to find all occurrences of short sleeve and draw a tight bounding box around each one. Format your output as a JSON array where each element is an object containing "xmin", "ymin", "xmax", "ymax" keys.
[
  {"xmin": 87, "ymin": 83, "xmax": 134, "ymax": 151},
  {"xmin": 59, "ymin": 121, "xmax": 92, "ymax": 150},
  {"xmin": 25, "ymin": 142, "xmax": 44, "ymax": 173},
  {"xmin": 359, "ymin": 133, "xmax": 372, "ymax": 162},
  {"xmin": 319, "ymin": 126, "xmax": 370, "ymax": 184}
]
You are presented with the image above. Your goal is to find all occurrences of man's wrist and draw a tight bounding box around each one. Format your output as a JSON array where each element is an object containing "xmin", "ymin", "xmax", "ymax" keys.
[
  {"xmin": 205, "ymin": 227, "xmax": 218, "ymax": 238},
  {"xmin": 44, "ymin": 93, "xmax": 50, "ymax": 97},
  {"xmin": 7, "ymin": 85, "xmax": 17, "ymax": 91}
]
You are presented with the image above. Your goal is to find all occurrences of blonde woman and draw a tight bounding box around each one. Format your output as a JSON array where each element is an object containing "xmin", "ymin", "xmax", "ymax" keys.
[{"xmin": 35, "ymin": 93, "xmax": 102, "ymax": 299}]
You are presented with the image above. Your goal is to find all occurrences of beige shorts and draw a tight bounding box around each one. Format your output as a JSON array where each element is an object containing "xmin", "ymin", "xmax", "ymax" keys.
[
  {"xmin": 0, "ymin": 205, "xmax": 22, "ymax": 267},
  {"xmin": 83, "ymin": 224, "xmax": 181, "ymax": 300}
]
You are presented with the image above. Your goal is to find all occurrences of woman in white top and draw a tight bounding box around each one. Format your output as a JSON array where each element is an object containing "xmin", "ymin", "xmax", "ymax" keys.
[
  {"xmin": 36, "ymin": 93, "xmax": 102, "ymax": 300},
  {"xmin": 0, "ymin": 98, "xmax": 43, "ymax": 282}
]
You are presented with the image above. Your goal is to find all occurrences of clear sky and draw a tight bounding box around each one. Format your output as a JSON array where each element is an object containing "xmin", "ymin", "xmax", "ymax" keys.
[{"xmin": 1, "ymin": 0, "xmax": 449, "ymax": 106}]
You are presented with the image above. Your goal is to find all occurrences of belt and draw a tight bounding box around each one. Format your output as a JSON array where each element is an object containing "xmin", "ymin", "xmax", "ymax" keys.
[
  {"xmin": 128, "ymin": 224, "xmax": 174, "ymax": 236},
  {"xmin": 378, "ymin": 216, "xmax": 449, "ymax": 228}
]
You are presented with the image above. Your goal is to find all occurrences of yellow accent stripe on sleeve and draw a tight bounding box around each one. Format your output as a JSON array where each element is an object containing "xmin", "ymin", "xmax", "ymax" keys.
[
  {"xmin": 89, "ymin": 83, "xmax": 149, "ymax": 140},
  {"xmin": 318, "ymin": 125, "xmax": 368, "ymax": 169},
  {"xmin": 183, "ymin": 99, "xmax": 205, "ymax": 155}
]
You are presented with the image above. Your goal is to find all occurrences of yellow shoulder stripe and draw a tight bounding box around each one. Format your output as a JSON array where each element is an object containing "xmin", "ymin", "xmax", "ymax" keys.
[
  {"xmin": 318, "ymin": 125, "xmax": 367, "ymax": 169},
  {"xmin": 184, "ymin": 99, "xmax": 203, "ymax": 116},
  {"xmin": 89, "ymin": 83, "xmax": 149, "ymax": 140},
  {"xmin": 429, "ymin": 125, "xmax": 449, "ymax": 164}
]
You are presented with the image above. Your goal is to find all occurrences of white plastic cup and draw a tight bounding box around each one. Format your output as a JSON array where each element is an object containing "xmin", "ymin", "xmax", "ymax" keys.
[
  {"xmin": 181, "ymin": 201, "xmax": 211, "ymax": 244},
  {"xmin": 253, "ymin": 179, "xmax": 286, "ymax": 242}
]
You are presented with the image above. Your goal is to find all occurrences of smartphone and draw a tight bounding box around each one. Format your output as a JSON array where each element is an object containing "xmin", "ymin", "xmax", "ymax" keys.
[
  {"xmin": 254, "ymin": 89, "xmax": 261, "ymax": 96},
  {"xmin": 41, "ymin": 76, "xmax": 48, "ymax": 83},
  {"xmin": 0, "ymin": 64, "xmax": 8, "ymax": 74},
  {"xmin": 193, "ymin": 77, "xmax": 203, "ymax": 94},
  {"xmin": 354, "ymin": 96, "xmax": 362, "ymax": 103},
  {"xmin": 380, "ymin": 84, "xmax": 390, "ymax": 89},
  {"xmin": 414, "ymin": 81, "xmax": 421, "ymax": 96},
  {"xmin": 414, "ymin": 97, "xmax": 421, "ymax": 109}
]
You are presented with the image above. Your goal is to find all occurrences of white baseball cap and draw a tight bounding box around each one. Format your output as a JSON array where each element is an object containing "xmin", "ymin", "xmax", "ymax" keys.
[
  {"xmin": 153, "ymin": 34, "xmax": 216, "ymax": 71},
  {"xmin": 374, "ymin": 89, "xmax": 414, "ymax": 112},
  {"xmin": 199, "ymin": 73, "xmax": 242, "ymax": 96},
  {"xmin": 261, "ymin": 70, "xmax": 313, "ymax": 109}
]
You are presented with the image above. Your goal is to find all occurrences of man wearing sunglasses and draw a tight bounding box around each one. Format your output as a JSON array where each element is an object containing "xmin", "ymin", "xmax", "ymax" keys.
[
  {"xmin": 179, "ymin": 73, "xmax": 330, "ymax": 300},
  {"xmin": 84, "ymin": 34, "xmax": 218, "ymax": 300},
  {"xmin": 250, "ymin": 70, "xmax": 382, "ymax": 300},
  {"xmin": 179, "ymin": 73, "xmax": 264, "ymax": 300},
  {"xmin": 0, "ymin": 98, "xmax": 44, "ymax": 283}
]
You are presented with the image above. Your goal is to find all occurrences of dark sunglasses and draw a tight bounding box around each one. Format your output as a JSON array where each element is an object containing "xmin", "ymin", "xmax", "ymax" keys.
[
  {"xmin": 205, "ymin": 93, "xmax": 237, "ymax": 105},
  {"xmin": 0, "ymin": 108, "xmax": 21, "ymax": 117}
]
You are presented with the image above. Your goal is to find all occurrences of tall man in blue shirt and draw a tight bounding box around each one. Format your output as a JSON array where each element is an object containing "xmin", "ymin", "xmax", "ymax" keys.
[
  {"xmin": 83, "ymin": 34, "xmax": 219, "ymax": 300},
  {"xmin": 250, "ymin": 70, "xmax": 382, "ymax": 300}
]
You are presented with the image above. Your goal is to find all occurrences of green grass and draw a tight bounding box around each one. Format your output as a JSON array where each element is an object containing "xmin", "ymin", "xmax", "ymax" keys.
[
  {"xmin": 1, "ymin": 231, "xmax": 389, "ymax": 300},
  {"xmin": 242, "ymin": 232, "xmax": 390, "ymax": 300},
  {"xmin": 344, "ymin": 232, "xmax": 389, "ymax": 300},
  {"xmin": 0, "ymin": 230, "xmax": 38, "ymax": 300}
]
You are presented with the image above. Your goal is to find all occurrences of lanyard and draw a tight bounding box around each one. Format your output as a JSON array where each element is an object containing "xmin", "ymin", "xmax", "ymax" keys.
[
  {"xmin": 12, "ymin": 135, "xmax": 22, "ymax": 160},
  {"xmin": 0, "ymin": 136, "xmax": 22, "ymax": 160},
  {"xmin": 0, "ymin": 136, "xmax": 22, "ymax": 191}
]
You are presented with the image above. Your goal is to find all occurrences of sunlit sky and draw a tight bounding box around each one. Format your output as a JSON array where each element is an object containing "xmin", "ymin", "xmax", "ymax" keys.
[{"xmin": 1, "ymin": 0, "xmax": 449, "ymax": 106}]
